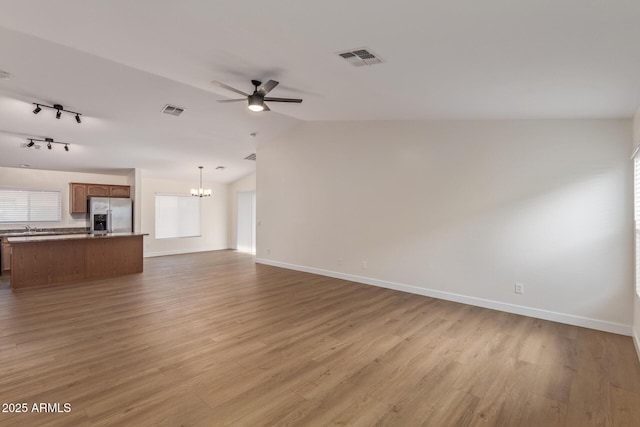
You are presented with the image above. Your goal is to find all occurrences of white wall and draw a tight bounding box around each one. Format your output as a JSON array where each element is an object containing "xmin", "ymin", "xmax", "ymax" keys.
[
  {"xmin": 257, "ymin": 119, "xmax": 633, "ymax": 334},
  {"xmin": 633, "ymin": 107, "xmax": 640, "ymax": 356},
  {"xmin": 141, "ymin": 175, "xmax": 228, "ymax": 257},
  {"xmin": 0, "ymin": 166, "xmax": 129, "ymax": 230},
  {"xmin": 227, "ymin": 172, "xmax": 256, "ymax": 249}
]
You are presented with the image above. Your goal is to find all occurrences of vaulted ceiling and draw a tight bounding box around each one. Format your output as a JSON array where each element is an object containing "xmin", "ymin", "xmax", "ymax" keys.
[{"xmin": 0, "ymin": 1, "xmax": 639, "ymax": 181}]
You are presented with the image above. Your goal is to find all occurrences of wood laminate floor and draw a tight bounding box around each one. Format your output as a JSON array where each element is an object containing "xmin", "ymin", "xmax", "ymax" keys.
[{"xmin": 0, "ymin": 250, "xmax": 639, "ymax": 426}]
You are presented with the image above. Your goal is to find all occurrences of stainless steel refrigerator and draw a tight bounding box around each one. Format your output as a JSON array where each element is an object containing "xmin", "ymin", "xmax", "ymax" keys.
[{"xmin": 89, "ymin": 197, "xmax": 133, "ymax": 234}]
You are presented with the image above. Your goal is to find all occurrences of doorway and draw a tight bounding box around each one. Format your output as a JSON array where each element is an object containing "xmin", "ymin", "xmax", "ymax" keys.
[{"xmin": 236, "ymin": 191, "xmax": 256, "ymax": 253}]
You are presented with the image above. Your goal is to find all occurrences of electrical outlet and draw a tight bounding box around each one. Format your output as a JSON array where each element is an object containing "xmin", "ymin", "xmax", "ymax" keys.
[
  {"xmin": 338, "ymin": 258, "xmax": 343, "ymax": 265},
  {"xmin": 515, "ymin": 283, "xmax": 524, "ymax": 294},
  {"xmin": 266, "ymin": 248, "xmax": 271, "ymax": 255},
  {"xmin": 362, "ymin": 261, "xmax": 367, "ymax": 269}
]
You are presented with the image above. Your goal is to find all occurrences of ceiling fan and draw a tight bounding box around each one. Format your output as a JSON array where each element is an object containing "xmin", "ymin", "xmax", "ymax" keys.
[{"xmin": 212, "ymin": 79, "xmax": 302, "ymax": 112}]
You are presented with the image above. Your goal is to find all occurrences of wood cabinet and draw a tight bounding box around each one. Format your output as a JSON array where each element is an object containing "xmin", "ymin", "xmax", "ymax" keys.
[
  {"xmin": 69, "ymin": 183, "xmax": 131, "ymax": 214},
  {"xmin": 1, "ymin": 237, "xmax": 11, "ymax": 273},
  {"xmin": 70, "ymin": 183, "xmax": 88, "ymax": 214},
  {"xmin": 87, "ymin": 184, "xmax": 110, "ymax": 197},
  {"xmin": 9, "ymin": 234, "xmax": 144, "ymax": 289},
  {"xmin": 109, "ymin": 185, "xmax": 131, "ymax": 198}
]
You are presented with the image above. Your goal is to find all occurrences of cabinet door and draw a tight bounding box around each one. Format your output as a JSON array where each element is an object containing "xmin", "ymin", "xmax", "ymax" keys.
[
  {"xmin": 1, "ymin": 242, "xmax": 11, "ymax": 272},
  {"xmin": 87, "ymin": 184, "xmax": 110, "ymax": 197},
  {"xmin": 70, "ymin": 183, "xmax": 88, "ymax": 214},
  {"xmin": 110, "ymin": 185, "xmax": 131, "ymax": 198}
]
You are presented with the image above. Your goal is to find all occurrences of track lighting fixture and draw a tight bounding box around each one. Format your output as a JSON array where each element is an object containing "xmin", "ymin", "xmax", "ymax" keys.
[
  {"xmin": 26, "ymin": 137, "xmax": 71, "ymax": 152},
  {"xmin": 31, "ymin": 103, "xmax": 83, "ymax": 123}
]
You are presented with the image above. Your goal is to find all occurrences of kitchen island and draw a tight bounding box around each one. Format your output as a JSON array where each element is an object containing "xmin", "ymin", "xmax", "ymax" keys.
[{"xmin": 8, "ymin": 232, "xmax": 146, "ymax": 289}]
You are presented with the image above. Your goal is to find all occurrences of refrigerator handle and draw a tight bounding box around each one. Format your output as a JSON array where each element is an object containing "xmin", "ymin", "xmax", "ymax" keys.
[{"xmin": 107, "ymin": 210, "xmax": 112, "ymax": 233}]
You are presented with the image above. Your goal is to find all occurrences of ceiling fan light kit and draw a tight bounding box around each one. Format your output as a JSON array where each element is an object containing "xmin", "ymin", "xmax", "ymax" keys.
[
  {"xmin": 248, "ymin": 94, "xmax": 265, "ymax": 112},
  {"xmin": 212, "ymin": 79, "xmax": 302, "ymax": 112}
]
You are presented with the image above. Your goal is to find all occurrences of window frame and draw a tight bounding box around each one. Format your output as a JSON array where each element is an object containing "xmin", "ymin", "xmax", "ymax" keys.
[
  {"xmin": 0, "ymin": 188, "xmax": 62, "ymax": 223},
  {"xmin": 634, "ymin": 153, "xmax": 640, "ymax": 297},
  {"xmin": 154, "ymin": 193, "xmax": 202, "ymax": 239}
]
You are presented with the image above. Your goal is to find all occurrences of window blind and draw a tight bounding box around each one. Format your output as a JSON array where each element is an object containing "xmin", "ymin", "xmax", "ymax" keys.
[
  {"xmin": 155, "ymin": 194, "xmax": 201, "ymax": 239},
  {"xmin": 635, "ymin": 155, "xmax": 640, "ymax": 222},
  {"xmin": 635, "ymin": 155, "xmax": 640, "ymax": 295},
  {"xmin": 0, "ymin": 189, "xmax": 61, "ymax": 223}
]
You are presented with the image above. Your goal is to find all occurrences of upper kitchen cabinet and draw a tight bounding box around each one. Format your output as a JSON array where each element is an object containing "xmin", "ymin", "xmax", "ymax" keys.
[
  {"xmin": 69, "ymin": 183, "xmax": 131, "ymax": 214},
  {"xmin": 70, "ymin": 183, "xmax": 88, "ymax": 214},
  {"xmin": 86, "ymin": 184, "xmax": 110, "ymax": 197},
  {"xmin": 109, "ymin": 185, "xmax": 131, "ymax": 198}
]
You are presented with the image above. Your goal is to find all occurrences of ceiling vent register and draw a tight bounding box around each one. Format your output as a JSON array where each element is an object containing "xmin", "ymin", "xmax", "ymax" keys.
[
  {"xmin": 337, "ymin": 48, "xmax": 383, "ymax": 66},
  {"xmin": 244, "ymin": 153, "xmax": 256, "ymax": 161},
  {"xmin": 161, "ymin": 104, "xmax": 185, "ymax": 116}
]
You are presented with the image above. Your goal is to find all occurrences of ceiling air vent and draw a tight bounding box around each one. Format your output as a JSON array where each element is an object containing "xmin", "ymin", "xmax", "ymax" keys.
[
  {"xmin": 337, "ymin": 48, "xmax": 383, "ymax": 67},
  {"xmin": 244, "ymin": 153, "xmax": 256, "ymax": 161},
  {"xmin": 161, "ymin": 104, "xmax": 185, "ymax": 116}
]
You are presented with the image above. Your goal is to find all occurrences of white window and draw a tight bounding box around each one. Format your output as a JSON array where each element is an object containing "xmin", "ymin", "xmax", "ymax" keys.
[
  {"xmin": 155, "ymin": 194, "xmax": 201, "ymax": 239},
  {"xmin": 0, "ymin": 189, "xmax": 61, "ymax": 223},
  {"xmin": 635, "ymin": 155, "xmax": 640, "ymax": 296}
]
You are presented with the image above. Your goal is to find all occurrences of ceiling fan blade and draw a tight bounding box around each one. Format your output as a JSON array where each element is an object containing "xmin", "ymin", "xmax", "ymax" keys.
[
  {"xmin": 264, "ymin": 97, "xmax": 303, "ymax": 103},
  {"xmin": 211, "ymin": 80, "xmax": 249, "ymax": 97},
  {"xmin": 262, "ymin": 103, "xmax": 271, "ymax": 112},
  {"xmin": 217, "ymin": 99, "xmax": 246, "ymax": 103},
  {"xmin": 258, "ymin": 80, "xmax": 279, "ymax": 96}
]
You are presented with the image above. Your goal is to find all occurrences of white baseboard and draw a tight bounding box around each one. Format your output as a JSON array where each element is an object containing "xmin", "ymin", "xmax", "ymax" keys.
[
  {"xmin": 255, "ymin": 258, "xmax": 632, "ymax": 336},
  {"xmin": 634, "ymin": 330, "xmax": 640, "ymax": 363},
  {"xmin": 145, "ymin": 247, "xmax": 226, "ymax": 258}
]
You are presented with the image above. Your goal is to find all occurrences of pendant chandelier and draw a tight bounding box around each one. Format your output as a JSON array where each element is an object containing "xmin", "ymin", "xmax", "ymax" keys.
[{"xmin": 191, "ymin": 166, "xmax": 212, "ymax": 197}]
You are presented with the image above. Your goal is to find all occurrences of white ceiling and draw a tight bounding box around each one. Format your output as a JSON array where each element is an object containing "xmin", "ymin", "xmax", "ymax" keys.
[{"xmin": 0, "ymin": 0, "xmax": 639, "ymax": 182}]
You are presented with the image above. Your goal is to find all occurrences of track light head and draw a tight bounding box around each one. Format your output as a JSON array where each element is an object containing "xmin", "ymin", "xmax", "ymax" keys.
[
  {"xmin": 27, "ymin": 139, "xmax": 35, "ymax": 147},
  {"xmin": 47, "ymin": 142, "xmax": 52, "ymax": 150},
  {"xmin": 75, "ymin": 114, "xmax": 81, "ymax": 124},
  {"xmin": 33, "ymin": 105, "xmax": 41, "ymax": 114},
  {"xmin": 53, "ymin": 104, "xmax": 63, "ymax": 119},
  {"xmin": 64, "ymin": 144, "xmax": 69, "ymax": 152}
]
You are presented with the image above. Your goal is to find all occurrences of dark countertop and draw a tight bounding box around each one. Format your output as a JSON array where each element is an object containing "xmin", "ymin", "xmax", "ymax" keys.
[
  {"xmin": 1, "ymin": 228, "xmax": 89, "ymax": 238},
  {"xmin": 7, "ymin": 232, "xmax": 148, "ymax": 244}
]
